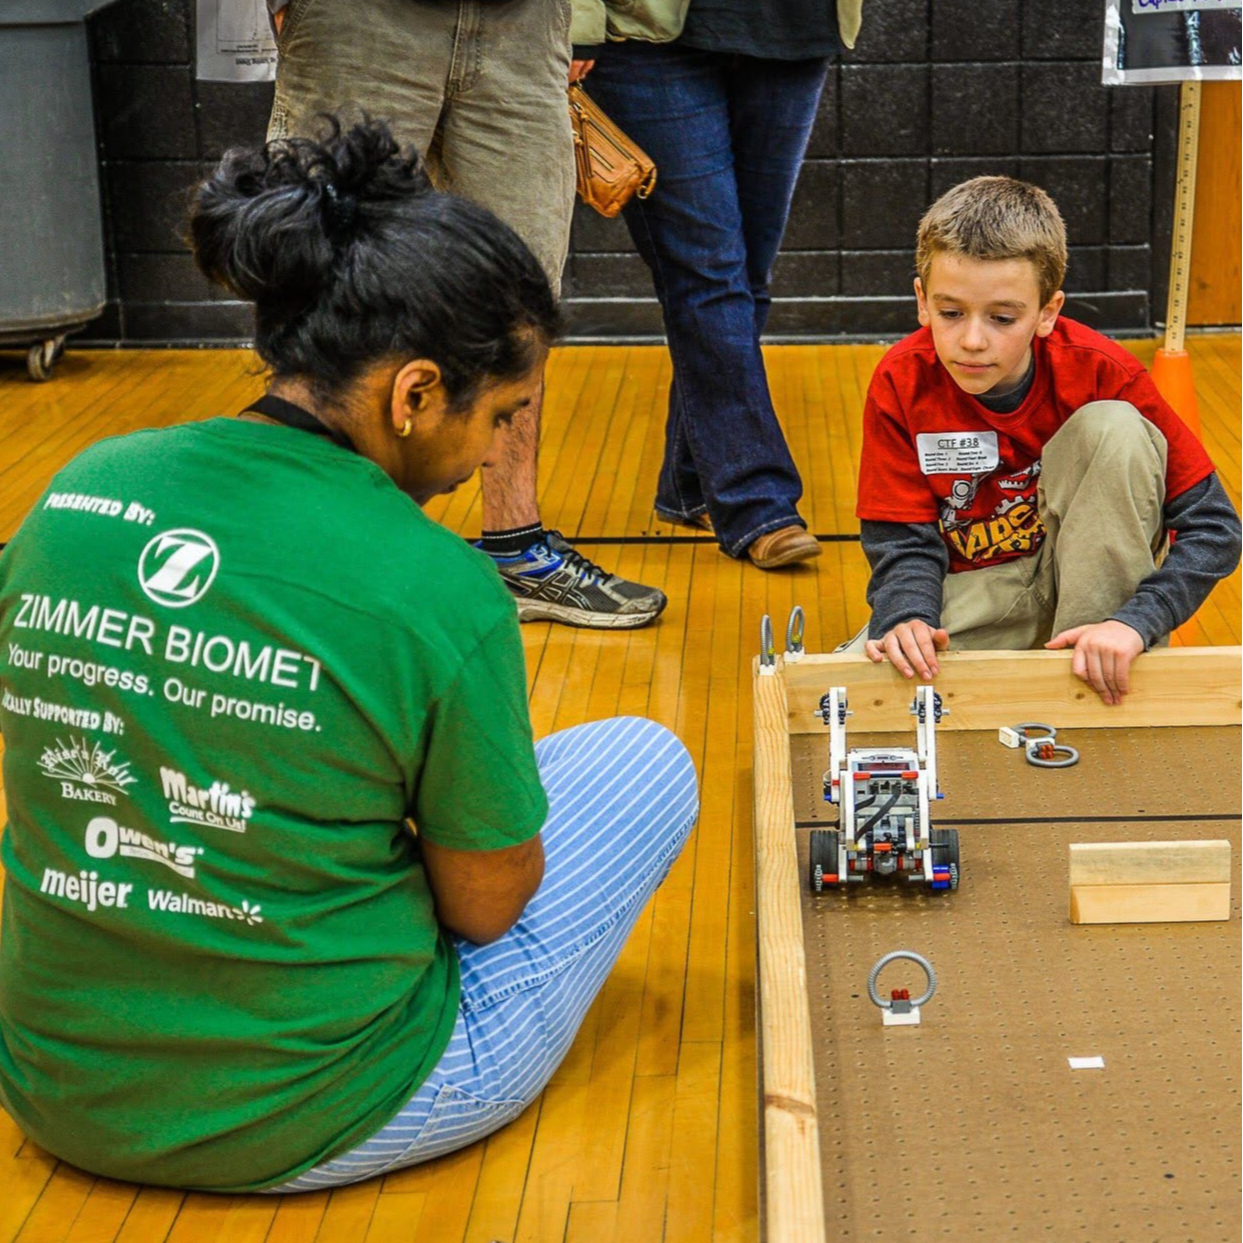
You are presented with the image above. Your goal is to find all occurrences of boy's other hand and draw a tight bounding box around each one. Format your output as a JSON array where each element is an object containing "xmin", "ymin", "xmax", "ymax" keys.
[
  {"xmin": 1045, "ymin": 621, "xmax": 1144, "ymax": 706},
  {"xmin": 865, "ymin": 620, "xmax": 950, "ymax": 680}
]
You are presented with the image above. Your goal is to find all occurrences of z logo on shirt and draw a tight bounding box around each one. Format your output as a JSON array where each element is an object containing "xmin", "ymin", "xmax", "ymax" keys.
[{"xmin": 138, "ymin": 529, "xmax": 220, "ymax": 608}]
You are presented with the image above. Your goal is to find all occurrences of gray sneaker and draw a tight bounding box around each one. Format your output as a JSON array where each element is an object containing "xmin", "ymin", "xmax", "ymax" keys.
[{"xmin": 487, "ymin": 530, "xmax": 667, "ymax": 629}]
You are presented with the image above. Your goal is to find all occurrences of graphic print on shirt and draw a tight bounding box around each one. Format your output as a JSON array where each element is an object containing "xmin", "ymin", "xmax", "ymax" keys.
[
  {"xmin": 160, "ymin": 764, "xmax": 257, "ymax": 833},
  {"xmin": 2, "ymin": 688, "xmax": 127, "ymax": 736},
  {"xmin": 38, "ymin": 735, "xmax": 137, "ymax": 807},
  {"xmin": 138, "ymin": 528, "xmax": 220, "ymax": 609},
  {"xmin": 938, "ymin": 460, "xmax": 1045, "ymax": 565},
  {"xmin": 84, "ymin": 814, "xmax": 204, "ymax": 879}
]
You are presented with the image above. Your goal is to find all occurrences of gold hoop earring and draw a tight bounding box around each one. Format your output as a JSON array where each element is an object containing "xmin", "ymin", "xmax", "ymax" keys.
[{"xmin": 397, "ymin": 417, "xmax": 413, "ymax": 439}]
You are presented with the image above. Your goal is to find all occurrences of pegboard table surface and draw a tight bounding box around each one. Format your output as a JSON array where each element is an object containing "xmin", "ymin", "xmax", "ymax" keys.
[
  {"xmin": 752, "ymin": 650, "xmax": 1243, "ymax": 1243},
  {"xmin": 790, "ymin": 725, "xmax": 1243, "ymax": 824},
  {"xmin": 798, "ymin": 812, "xmax": 1241, "ymax": 1243}
]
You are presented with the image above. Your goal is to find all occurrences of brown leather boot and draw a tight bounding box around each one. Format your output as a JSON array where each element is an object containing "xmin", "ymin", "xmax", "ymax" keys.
[{"xmin": 747, "ymin": 525, "xmax": 821, "ymax": 569}]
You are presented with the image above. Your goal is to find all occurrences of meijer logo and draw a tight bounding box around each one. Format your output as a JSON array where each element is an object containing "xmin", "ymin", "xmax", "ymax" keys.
[{"xmin": 138, "ymin": 529, "xmax": 220, "ymax": 608}]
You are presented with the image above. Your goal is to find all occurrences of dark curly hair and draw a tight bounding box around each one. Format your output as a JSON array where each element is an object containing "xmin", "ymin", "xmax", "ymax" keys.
[{"xmin": 188, "ymin": 117, "xmax": 561, "ymax": 406}]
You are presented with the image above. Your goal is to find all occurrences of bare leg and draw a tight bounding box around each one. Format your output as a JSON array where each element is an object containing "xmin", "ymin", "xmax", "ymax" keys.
[{"xmin": 481, "ymin": 380, "xmax": 542, "ymax": 531}]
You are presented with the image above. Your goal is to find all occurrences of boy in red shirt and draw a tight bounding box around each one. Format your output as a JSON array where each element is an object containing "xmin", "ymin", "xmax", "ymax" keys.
[{"xmin": 848, "ymin": 176, "xmax": 1240, "ymax": 703}]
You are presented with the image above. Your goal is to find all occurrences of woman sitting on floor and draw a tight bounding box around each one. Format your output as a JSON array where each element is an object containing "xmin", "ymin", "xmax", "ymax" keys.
[{"xmin": 0, "ymin": 119, "xmax": 697, "ymax": 1192}]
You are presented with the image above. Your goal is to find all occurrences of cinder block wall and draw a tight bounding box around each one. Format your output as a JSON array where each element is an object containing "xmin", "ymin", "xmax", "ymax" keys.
[{"xmin": 86, "ymin": 0, "xmax": 1175, "ymax": 344}]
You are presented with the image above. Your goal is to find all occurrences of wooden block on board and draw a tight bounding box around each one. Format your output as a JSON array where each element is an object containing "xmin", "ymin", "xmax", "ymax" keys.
[
  {"xmin": 1070, "ymin": 881, "xmax": 1232, "ymax": 924},
  {"xmin": 1068, "ymin": 840, "xmax": 1233, "ymax": 924}
]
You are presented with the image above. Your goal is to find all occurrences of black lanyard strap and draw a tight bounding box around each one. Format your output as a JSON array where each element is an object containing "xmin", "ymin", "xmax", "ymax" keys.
[{"xmin": 240, "ymin": 395, "xmax": 357, "ymax": 454}]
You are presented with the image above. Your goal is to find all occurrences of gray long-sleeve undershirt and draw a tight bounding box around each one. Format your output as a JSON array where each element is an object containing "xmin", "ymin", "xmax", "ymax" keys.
[{"xmin": 862, "ymin": 472, "xmax": 1242, "ymax": 648}]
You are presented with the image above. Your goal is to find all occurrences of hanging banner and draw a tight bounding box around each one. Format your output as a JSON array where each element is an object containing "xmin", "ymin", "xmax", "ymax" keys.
[
  {"xmin": 1103, "ymin": 0, "xmax": 1242, "ymax": 84},
  {"xmin": 196, "ymin": 0, "xmax": 278, "ymax": 83}
]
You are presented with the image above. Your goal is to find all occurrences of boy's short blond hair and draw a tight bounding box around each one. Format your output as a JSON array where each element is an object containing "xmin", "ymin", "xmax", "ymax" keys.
[{"xmin": 916, "ymin": 176, "xmax": 1068, "ymax": 306}]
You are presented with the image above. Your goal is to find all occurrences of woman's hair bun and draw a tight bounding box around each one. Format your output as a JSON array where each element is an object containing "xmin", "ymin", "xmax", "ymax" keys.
[
  {"xmin": 185, "ymin": 115, "xmax": 559, "ymax": 404},
  {"xmin": 189, "ymin": 116, "xmax": 430, "ymax": 305}
]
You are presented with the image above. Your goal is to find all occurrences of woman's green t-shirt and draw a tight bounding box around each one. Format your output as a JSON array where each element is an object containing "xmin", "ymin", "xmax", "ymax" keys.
[{"xmin": 0, "ymin": 418, "xmax": 548, "ymax": 1191}]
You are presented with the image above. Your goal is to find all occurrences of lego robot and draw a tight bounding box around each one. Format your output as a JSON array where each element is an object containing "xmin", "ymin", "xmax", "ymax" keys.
[{"xmin": 809, "ymin": 684, "xmax": 960, "ymax": 895}]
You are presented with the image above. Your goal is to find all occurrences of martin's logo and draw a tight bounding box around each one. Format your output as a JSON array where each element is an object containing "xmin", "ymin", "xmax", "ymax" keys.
[
  {"xmin": 138, "ymin": 528, "xmax": 220, "ymax": 608},
  {"xmin": 39, "ymin": 736, "xmax": 136, "ymax": 806},
  {"xmin": 160, "ymin": 765, "xmax": 256, "ymax": 833}
]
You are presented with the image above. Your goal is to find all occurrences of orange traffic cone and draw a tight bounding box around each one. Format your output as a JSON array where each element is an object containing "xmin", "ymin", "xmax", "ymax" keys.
[{"xmin": 1150, "ymin": 347, "xmax": 1201, "ymax": 440}]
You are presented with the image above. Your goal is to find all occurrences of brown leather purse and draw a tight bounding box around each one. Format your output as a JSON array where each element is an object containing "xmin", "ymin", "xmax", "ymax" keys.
[{"xmin": 568, "ymin": 83, "xmax": 657, "ymax": 219}]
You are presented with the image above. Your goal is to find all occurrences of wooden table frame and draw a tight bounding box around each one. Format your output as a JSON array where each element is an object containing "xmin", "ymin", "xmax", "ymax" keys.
[{"xmin": 752, "ymin": 646, "xmax": 1242, "ymax": 1243}]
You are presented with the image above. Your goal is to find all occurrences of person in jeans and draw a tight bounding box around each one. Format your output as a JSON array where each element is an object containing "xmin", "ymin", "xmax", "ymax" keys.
[
  {"xmin": 574, "ymin": 0, "xmax": 866, "ymax": 568},
  {"xmin": 0, "ymin": 121, "xmax": 697, "ymax": 1190},
  {"xmin": 267, "ymin": 0, "xmax": 666, "ymax": 629}
]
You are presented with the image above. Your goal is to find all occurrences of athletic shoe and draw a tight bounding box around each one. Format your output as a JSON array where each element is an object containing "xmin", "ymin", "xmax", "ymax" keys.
[{"xmin": 487, "ymin": 530, "xmax": 667, "ymax": 629}]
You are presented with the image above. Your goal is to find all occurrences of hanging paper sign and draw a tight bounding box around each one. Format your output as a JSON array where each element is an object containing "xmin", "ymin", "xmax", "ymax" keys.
[
  {"xmin": 196, "ymin": 0, "xmax": 278, "ymax": 83},
  {"xmin": 1103, "ymin": 0, "xmax": 1242, "ymax": 83}
]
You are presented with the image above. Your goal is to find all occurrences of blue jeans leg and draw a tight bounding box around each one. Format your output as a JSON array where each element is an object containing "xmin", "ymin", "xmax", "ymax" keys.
[
  {"xmin": 272, "ymin": 717, "xmax": 698, "ymax": 1190},
  {"xmin": 587, "ymin": 44, "xmax": 829, "ymax": 555},
  {"xmin": 729, "ymin": 57, "xmax": 831, "ymax": 339}
]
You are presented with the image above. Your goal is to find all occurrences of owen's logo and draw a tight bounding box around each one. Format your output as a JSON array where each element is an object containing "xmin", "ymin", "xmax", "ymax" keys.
[{"xmin": 138, "ymin": 529, "xmax": 220, "ymax": 608}]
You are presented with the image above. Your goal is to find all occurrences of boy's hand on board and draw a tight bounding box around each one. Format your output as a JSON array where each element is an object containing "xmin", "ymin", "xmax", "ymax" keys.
[
  {"xmin": 1045, "ymin": 621, "xmax": 1145, "ymax": 706},
  {"xmin": 865, "ymin": 620, "xmax": 950, "ymax": 681}
]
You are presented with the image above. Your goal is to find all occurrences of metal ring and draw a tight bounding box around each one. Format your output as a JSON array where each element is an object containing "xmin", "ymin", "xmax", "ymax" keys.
[
  {"xmin": 785, "ymin": 605, "xmax": 805, "ymax": 655},
  {"xmin": 1026, "ymin": 740, "xmax": 1080, "ymax": 768},
  {"xmin": 867, "ymin": 950, "xmax": 937, "ymax": 1010},
  {"xmin": 1013, "ymin": 722, "xmax": 1056, "ymax": 741}
]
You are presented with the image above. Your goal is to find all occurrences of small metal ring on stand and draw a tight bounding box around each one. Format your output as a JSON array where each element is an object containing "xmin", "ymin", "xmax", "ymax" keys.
[
  {"xmin": 785, "ymin": 605, "xmax": 805, "ymax": 658},
  {"xmin": 1026, "ymin": 739, "xmax": 1080, "ymax": 768},
  {"xmin": 1013, "ymin": 722, "xmax": 1057, "ymax": 742},
  {"xmin": 867, "ymin": 950, "xmax": 937, "ymax": 1010}
]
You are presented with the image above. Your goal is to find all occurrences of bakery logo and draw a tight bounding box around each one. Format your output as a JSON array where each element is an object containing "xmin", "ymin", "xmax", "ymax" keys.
[
  {"xmin": 85, "ymin": 815, "xmax": 203, "ymax": 880},
  {"xmin": 138, "ymin": 528, "xmax": 220, "ymax": 609},
  {"xmin": 39, "ymin": 736, "xmax": 136, "ymax": 806},
  {"xmin": 160, "ymin": 765, "xmax": 256, "ymax": 833}
]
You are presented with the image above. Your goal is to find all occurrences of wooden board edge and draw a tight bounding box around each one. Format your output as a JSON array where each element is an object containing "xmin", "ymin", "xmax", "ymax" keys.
[
  {"xmin": 783, "ymin": 647, "xmax": 1243, "ymax": 735},
  {"xmin": 752, "ymin": 656, "xmax": 827, "ymax": 1243}
]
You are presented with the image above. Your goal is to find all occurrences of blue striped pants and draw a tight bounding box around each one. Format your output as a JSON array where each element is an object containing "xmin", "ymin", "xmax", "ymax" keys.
[{"xmin": 273, "ymin": 716, "xmax": 698, "ymax": 1191}]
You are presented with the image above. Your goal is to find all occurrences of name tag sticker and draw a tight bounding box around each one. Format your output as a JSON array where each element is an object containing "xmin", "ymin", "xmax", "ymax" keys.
[{"xmin": 916, "ymin": 432, "xmax": 1000, "ymax": 476}]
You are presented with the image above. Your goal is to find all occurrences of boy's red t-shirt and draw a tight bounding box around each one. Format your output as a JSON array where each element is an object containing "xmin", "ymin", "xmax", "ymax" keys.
[{"xmin": 856, "ymin": 317, "xmax": 1215, "ymax": 573}]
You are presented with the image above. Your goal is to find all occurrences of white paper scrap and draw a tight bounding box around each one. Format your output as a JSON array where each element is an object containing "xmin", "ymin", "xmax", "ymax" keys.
[
  {"xmin": 197, "ymin": 0, "xmax": 278, "ymax": 82},
  {"xmin": 1068, "ymin": 1056, "xmax": 1106, "ymax": 1070}
]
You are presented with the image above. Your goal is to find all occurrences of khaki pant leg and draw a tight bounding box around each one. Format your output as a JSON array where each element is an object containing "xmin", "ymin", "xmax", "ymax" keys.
[
  {"xmin": 939, "ymin": 553, "xmax": 1056, "ymax": 649},
  {"xmin": 268, "ymin": 0, "xmax": 452, "ymax": 158},
  {"xmin": 1039, "ymin": 400, "xmax": 1167, "ymax": 636},
  {"xmin": 835, "ymin": 553, "xmax": 1050, "ymax": 652},
  {"xmin": 270, "ymin": 0, "xmax": 574, "ymax": 297},
  {"xmin": 436, "ymin": 0, "xmax": 576, "ymax": 295}
]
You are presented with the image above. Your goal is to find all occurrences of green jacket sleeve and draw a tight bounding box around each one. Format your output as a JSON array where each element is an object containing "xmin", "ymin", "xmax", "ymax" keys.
[{"xmin": 571, "ymin": 0, "xmax": 607, "ymax": 47}]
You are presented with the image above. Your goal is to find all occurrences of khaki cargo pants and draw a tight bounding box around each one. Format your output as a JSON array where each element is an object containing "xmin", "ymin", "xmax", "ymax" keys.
[
  {"xmin": 268, "ymin": 0, "xmax": 576, "ymax": 295},
  {"xmin": 841, "ymin": 402, "xmax": 1171, "ymax": 652}
]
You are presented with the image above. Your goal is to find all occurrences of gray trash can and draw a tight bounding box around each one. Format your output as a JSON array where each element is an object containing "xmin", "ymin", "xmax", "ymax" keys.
[{"xmin": 0, "ymin": 0, "xmax": 118, "ymax": 380}]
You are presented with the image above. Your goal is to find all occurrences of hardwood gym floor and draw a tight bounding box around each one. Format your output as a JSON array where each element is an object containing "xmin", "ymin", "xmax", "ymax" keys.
[{"xmin": 0, "ymin": 335, "xmax": 1239, "ymax": 1243}]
